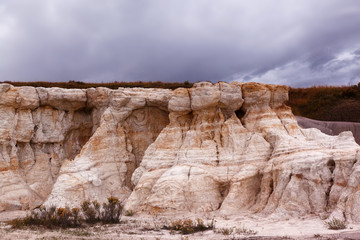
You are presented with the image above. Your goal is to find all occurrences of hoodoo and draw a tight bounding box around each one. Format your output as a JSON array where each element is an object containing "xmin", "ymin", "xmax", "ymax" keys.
[{"xmin": 1, "ymin": 82, "xmax": 360, "ymax": 222}]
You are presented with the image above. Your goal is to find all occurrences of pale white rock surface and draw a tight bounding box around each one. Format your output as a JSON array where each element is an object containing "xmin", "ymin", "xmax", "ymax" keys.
[
  {"xmin": 37, "ymin": 87, "xmax": 87, "ymax": 111},
  {"xmin": 1, "ymin": 82, "xmax": 360, "ymax": 224},
  {"xmin": 44, "ymin": 88, "xmax": 171, "ymax": 208}
]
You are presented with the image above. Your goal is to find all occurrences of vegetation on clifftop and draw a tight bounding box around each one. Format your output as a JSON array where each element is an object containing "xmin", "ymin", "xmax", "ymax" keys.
[
  {"xmin": 288, "ymin": 84, "xmax": 360, "ymax": 122},
  {"xmin": 0, "ymin": 80, "xmax": 193, "ymax": 89}
]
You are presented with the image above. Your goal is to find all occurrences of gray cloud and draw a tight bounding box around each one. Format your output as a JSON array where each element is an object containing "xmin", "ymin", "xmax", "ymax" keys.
[
  {"xmin": 0, "ymin": 0, "xmax": 360, "ymax": 86},
  {"xmin": 235, "ymin": 48, "xmax": 360, "ymax": 87}
]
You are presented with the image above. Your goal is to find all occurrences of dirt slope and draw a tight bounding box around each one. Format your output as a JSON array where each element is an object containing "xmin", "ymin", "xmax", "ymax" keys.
[{"xmin": 296, "ymin": 116, "xmax": 360, "ymax": 144}]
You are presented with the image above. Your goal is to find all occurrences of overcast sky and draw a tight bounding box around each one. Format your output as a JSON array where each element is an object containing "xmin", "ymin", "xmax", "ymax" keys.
[{"xmin": 1, "ymin": 0, "xmax": 360, "ymax": 87}]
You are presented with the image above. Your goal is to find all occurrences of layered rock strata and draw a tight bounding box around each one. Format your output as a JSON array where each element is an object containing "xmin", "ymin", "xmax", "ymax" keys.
[{"xmin": 1, "ymin": 82, "xmax": 360, "ymax": 223}]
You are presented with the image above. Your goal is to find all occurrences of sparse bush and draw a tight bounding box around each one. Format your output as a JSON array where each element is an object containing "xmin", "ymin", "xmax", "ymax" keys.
[
  {"xmin": 234, "ymin": 226, "xmax": 258, "ymax": 235},
  {"xmin": 218, "ymin": 227, "xmax": 233, "ymax": 235},
  {"xmin": 101, "ymin": 196, "xmax": 122, "ymax": 223},
  {"xmin": 56, "ymin": 207, "xmax": 73, "ymax": 228},
  {"xmin": 325, "ymin": 218, "xmax": 347, "ymax": 230},
  {"xmin": 215, "ymin": 225, "xmax": 257, "ymax": 236},
  {"xmin": 92, "ymin": 200, "xmax": 101, "ymax": 221},
  {"xmin": 7, "ymin": 196, "xmax": 123, "ymax": 229},
  {"xmin": 81, "ymin": 200, "xmax": 98, "ymax": 223},
  {"xmin": 71, "ymin": 208, "xmax": 81, "ymax": 226},
  {"xmin": 7, "ymin": 205, "xmax": 77, "ymax": 229},
  {"xmin": 164, "ymin": 218, "xmax": 214, "ymax": 235},
  {"xmin": 125, "ymin": 210, "xmax": 135, "ymax": 216}
]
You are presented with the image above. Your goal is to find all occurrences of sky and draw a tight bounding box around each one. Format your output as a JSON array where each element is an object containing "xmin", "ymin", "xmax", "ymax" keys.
[{"xmin": 0, "ymin": 0, "xmax": 360, "ymax": 87}]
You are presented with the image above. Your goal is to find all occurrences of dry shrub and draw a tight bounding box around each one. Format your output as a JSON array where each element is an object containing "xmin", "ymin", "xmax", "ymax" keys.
[
  {"xmin": 125, "ymin": 210, "xmax": 135, "ymax": 216},
  {"xmin": 164, "ymin": 218, "xmax": 214, "ymax": 235},
  {"xmin": 81, "ymin": 200, "xmax": 98, "ymax": 223},
  {"xmin": 101, "ymin": 196, "xmax": 122, "ymax": 223},
  {"xmin": 325, "ymin": 218, "xmax": 347, "ymax": 230},
  {"xmin": 7, "ymin": 196, "xmax": 123, "ymax": 229},
  {"xmin": 7, "ymin": 205, "xmax": 79, "ymax": 229}
]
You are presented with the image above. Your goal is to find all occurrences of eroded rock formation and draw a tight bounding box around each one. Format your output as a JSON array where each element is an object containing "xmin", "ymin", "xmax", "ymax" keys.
[{"xmin": 1, "ymin": 82, "xmax": 360, "ymax": 223}]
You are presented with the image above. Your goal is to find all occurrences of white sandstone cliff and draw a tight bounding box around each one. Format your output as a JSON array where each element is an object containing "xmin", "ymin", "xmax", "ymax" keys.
[{"xmin": 1, "ymin": 82, "xmax": 360, "ymax": 223}]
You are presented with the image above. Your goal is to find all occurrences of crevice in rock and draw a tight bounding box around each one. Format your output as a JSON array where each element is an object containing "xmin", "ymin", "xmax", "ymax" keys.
[
  {"xmin": 217, "ymin": 181, "xmax": 230, "ymax": 209},
  {"xmin": 275, "ymin": 111, "xmax": 290, "ymax": 135},
  {"xmin": 124, "ymin": 160, "xmax": 136, "ymax": 190},
  {"xmin": 124, "ymin": 107, "xmax": 170, "ymax": 169},
  {"xmin": 63, "ymin": 107, "xmax": 94, "ymax": 160},
  {"xmin": 327, "ymin": 160, "xmax": 336, "ymax": 174},
  {"xmin": 253, "ymin": 173, "xmax": 264, "ymax": 203},
  {"xmin": 220, "ymin": 109, "xmax": 232, "ymax": 121},
  {"xmin": 219, "ymin": 182, "xmax": 230, "ymax": 198},
  {"xmin": 235, "ymin": 107, "xmax": 246, "ymax": 125},
  {"xmin": 325, "ymin": 160, "xmax": 335, "ymax": 211},
  {"xmin": 123, "ymin": 107, "xmax": 170, "ymax": 189},
  {"xmin": 352, "ymin": 158, "xmax": 357, "ymax": 168},
  {"xmin": 34, "ymin": 88, "xmax": 41, "ymax": 105},
  {"xmin": 267, "ymin": 172, "xmax": 292, "ymax": 212},
  {"xmin": 215, "ymin": 144, "xmax": 220, "ymax": 166},
  {"xmin": 269, "ymin": 178, "xmax": 274, "ymax": 196}
]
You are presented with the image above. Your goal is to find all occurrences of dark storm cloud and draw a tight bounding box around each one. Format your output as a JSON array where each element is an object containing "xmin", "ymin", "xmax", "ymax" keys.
[{"xmin": 0, "ymin": 0, "xmax": 360, "ymax": 86}]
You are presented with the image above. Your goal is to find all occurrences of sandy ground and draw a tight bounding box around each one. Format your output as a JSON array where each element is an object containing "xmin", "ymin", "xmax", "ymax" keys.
[{"xmin": 1, "ymin": 211, "xmax": 360, "ymax": 240}]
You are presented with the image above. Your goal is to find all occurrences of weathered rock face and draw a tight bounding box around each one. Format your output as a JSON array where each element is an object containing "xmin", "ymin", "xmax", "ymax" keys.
[{"xmin": 1, "ymin": 82, "xmax": 360, "ymax": 223}]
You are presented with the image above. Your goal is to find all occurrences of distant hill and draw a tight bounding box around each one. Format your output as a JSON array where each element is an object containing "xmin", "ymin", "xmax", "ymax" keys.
[{"xmin": 289, "ymin": 84, "xmax": 360, "ymax": 123}]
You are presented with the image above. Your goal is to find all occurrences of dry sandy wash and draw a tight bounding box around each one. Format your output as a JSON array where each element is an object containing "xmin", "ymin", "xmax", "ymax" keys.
[{"xmin": 1, "ymin": 82, "xmax": 360, "ymax": 238}]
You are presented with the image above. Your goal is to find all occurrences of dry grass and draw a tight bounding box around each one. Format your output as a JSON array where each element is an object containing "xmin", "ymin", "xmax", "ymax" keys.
[
  {"xmin": 125, "ymin": 210, "xmax": 135, "ymax": 217},
  {"xmin": 215, "ymin": 225, "xmax": 257, "ymax": 236},
  {"xmin": 324, "ymin": 218, "xmax": 347, "ymax": 230}
]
